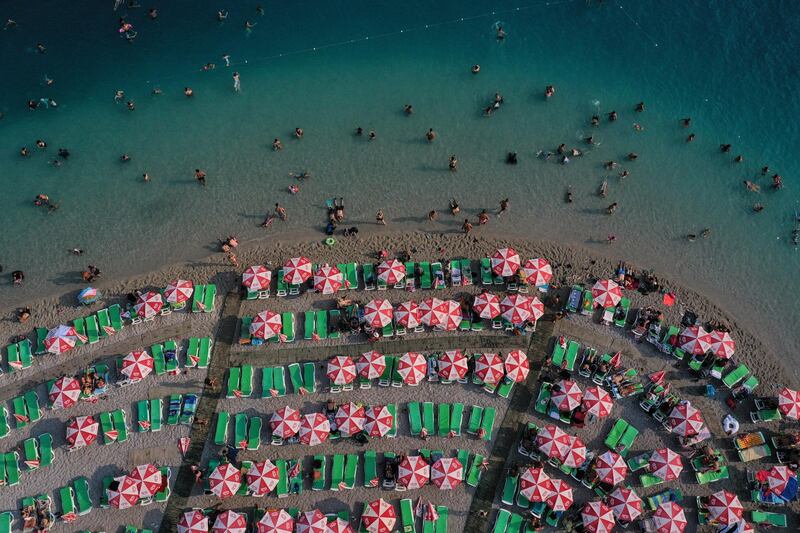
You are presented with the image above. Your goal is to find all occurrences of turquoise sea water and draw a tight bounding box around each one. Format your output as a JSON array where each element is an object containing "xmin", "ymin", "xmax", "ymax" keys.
[{"xmin": 1, "ymin": 1, "xmax": 798, "ymax": 355}]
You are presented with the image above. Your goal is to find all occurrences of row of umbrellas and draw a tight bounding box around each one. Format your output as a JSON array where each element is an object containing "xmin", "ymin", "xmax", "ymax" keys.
[
  {"xmin": 269, "ymin": 405, "xmax": 394, "ymax": 442},
  {"xmin": 544, "ymin": 380, "xmax": 614, "ymax": 415},
  {"xmin": 677, "ymin": 325, "xmax": 736, "ymax": 358},
  {"xmin": 106, "ymin": 464, "xmax": 163, "ymax": 509},
  {"xmin": 396, "ymin": 456, "xmax": 463, "ymax": 490}
]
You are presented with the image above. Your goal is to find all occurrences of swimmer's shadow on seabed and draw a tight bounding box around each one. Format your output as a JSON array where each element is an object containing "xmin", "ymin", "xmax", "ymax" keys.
[{"xmin": 49, "ymin": 270, "xmax": 84, "ymax": 287}]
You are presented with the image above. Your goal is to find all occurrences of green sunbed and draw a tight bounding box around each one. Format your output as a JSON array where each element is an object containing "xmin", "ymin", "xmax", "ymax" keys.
[
  {"xmin": 605, "ymin": 419, "xmax": 629, "ymax": 449},
  {"xmin": 391, "ymin": 357, "xmax": 404, "ymax": 387},
  {"xmin": 72, "ymin": 318, "xmax": 87, "ymax": 345},
  {"xmin": 214, "ymin": 412, "xmax": 230, "ymax": 445},
  {"xmin": 248, "ymin": 416, "xmax": 262, "ymax": 450},
  {"xmin": 137, "ymin": 400, "xmax": 150, "ymax": 432},
  {"xmin": 239, "ymin": 316, "xmax": 253, "ymax": 345},
  {"xmin": 281, "ymin": 312, "xmax": 295, "ymax": 342},
  {"xmin": 459, "ymin": 259, "xmax": 473, "ymax": 285},
  {"xmin": 435, "ymin": 506, "xmax": 448, "ymax": 533},
  {"xmin": 696, "ymin": 466, "xmax": 729, "ymax": 484},
  {"xmin": 450, "ymin": 404, "xmax": 464, "ymax": 436},
  {"xmin": 387, "ymin": 403, "xmax": 398, "ymax": 437},
  {"xmin": 202, "ymin": 284, "xmax": 216, "ymax": 311},
  {"xmin": 164, "ymin": 339, "xmax": 179, "ymax": 373},
  {"xmin": 112, "ymin": 409, "xmax": 127, "ymax": 442},
  {"xmin": 534, "ymin": 383, "xmax": 552, "ymax": 415},
  {"xmin": 273, "ymin": 366, "xmax": 287, "ymax": 396},
  {"xmin": 241, "ymin": 364, "xmax": 254, "ymax": 396},
  {"xmin": 467, "ymin": 406, "xmax": 483, "ymax": 434},
  {"xmin": 563, "ymin": 341, "xmax": 580, "ymax": 371},
  {"xmin": 185, "ymin": 337, "xmax": 199, "ymax": 368},
  {"xmin": 615, "ymin": 424, "xmax": 639, "ymax": 457},
  {"xmin": 85, "ymin": 315, "xmax": 100, "ymax": 343},
  {"xmin": 313, "ymin": 310, "xmax": 328, "ymax": 340},
  {"xmin": 261, "ymin": 366, "xmax": 274, "ymax": 397},
  {"xmin": 38, "ymin": 433, "xmax": 53, "ymax": 467},
  {"xmin": 431, "ymin": 262, "xmax": 444, "ymax": 289},
  {"xmin": 330, "ymin": 454, "xmax": 345, "ymax": 491},
  {"xmin": 25, "ymin": 391, "xmax": 41, "ymax": 422},
  {"xmin": 502, "ymin": 474, "xmax": 519, "ymax": 505},
  {"xmin": 580, "ymin": 290, "xmax": 594, "ymax": 315},
  {"xmin": 497, "ymin": 380, "xmax": 514, "ymax": 398},
  {"xmin": 419, "ymin": 261, "xmax": 432, "ymax": 289},
  {"xmin": 192, "ymin": 284, "xmax": 207, "ymax": 311},
  {"xmin": 750, "ymin": 510, "xmax": 787, "ymax": 528},
  {"xmin": 328, "ymin": 309, "xmax": 341, "ymax": 338},
  {"xmin": 227, "ymin": 367, "xmax": 242, "ymax": 398},
  {"xmin": 100, "ymin": 476, "xmax": 113, "ymax": 507},
  {"xmin": 288, "ymin": 363, "xmax": 304, "ymax": 393},
  {"xmin": 551, "ymin": 340, "xmax": 566, "ymax": 367},
  {"xmin": 234, "ymin": 413, "xmax": 248, "ymax": 448},
  {"xmin": 23, "ymin": 437, "xmax": 39, "ymax": 469},
  {"xmin": 437, "ymin": 404, "xmax": 451, "ymax": 437},
  {"xmin": 639, "ymin": 473, "xmax": 663, "ymax": 488},
  {"xmin": 343, "ymin": 453, "xmax": 358, "ymax": 489},
  {"xmin": 34, "ymin": 327, "xmax": 48, "ymax": 354},
  {"xmin": 466, "ymin": 454, "xmax": 484, "ymax": 487},
  {"xmin": 152, "ymin": 343, "xmax": 166, "ymax": 375},
  {"xmin": 364, "ymin": 451, "xmax": 377, "ymax": 488},
  {"xmin": 492, "ymin": 510, "xmax": 510, "ymax": 533},
  {"xmin": 5, "ymin": 453, "xmax": 19, "ymax": 486},
  {"xmin": 400, "ymin": 498, "xmax": 416, "ymax": 533},
  {"xmin": 150, "ymin": 399, "xmax": 162, "ymax": 432},
  {"xmin": 17, "ymin": 341, "xmax": 32, "ymax": 370},
  {"xmin": 304, "ymin": 311, "xmax": 315, "ymax": 340},
  {"xmin": 0, "ymin": 407, "xmax": 8, "ymax": 439},
  {"xmin": 12, "ymin": 396, "xmax": 28, "ymax": 428},
  {"xmin": 408, "ymin": 402, "xmax": 423, "ymax": 436},
  {"xmin": 614, "ymin": 298, "xmax": 630, "ymax": 326},
  {"xmin": 197, "ymin": 337, "xmax": 212, "ymax": 368},
  {"xmin": 480, "ymin": 407, "xmax": 496, "ymax": 441},
  {"xmin": 722, "ymin": 364, "xmax": 749, "ymax": 388},
  {"xmin": 480, "ymin": 258, "xmax": 493, "ymax": 285},
  {"xmin": 423, "ymin": 402, "xmax": 435, "ymax": 435},
  {"xmin": 303, "ymin": 362, "xmax": 316, "ymax": 393},
  {"xmin": 312, "ymin": 455, "xmax": 327, "ymax": 491},
  {"xmin": 97, "ymin": 308, "xmax": 112, "ymax": 337},
  {"xmin": 751, "ymin": 409, "xmax": 781, "ymax": 423},
  {"xmin": 155, "ymin": 467, "xmax": 170, "ymax": 502},
  {"xmin": 59, "ymin": 486, "xmax": 76, "ymax": 517},
  {"xmin": 506, "ymin": 512, "xmax": 523, "ymax": 533},
  {"xmin": 379, "ymin": 356, "xmax": 394, "ymax": 386},
  {"xmin": 108, "ymin": 304, "xmax": 123, "ymax": 331},
  {"xmin": 363, "ymin": 263, "xmax": 376, "ymax": 290},
  {"xmin": 345, "ymin": 263, "xmax": 359, "ymax": 289},
  {"xmin": 74, "ymin": 476, "xmax": 92, "ymax": 514},
  {"xmin": 166, "ymin": 394, "xmax": 182, "ymax": 425}
]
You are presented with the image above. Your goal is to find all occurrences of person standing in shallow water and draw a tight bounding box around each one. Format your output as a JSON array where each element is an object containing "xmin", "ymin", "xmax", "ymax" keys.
[
  {"xmin": 232, "ymin": 72, "xmax": 240, "ymax": 92},
  {"xmin": 498, "ymin": 198, "xmax": 509, "ymax": 217},
  {"xmin": 195, "ymin": 169, "xmax": 206, "ymax": 186}
]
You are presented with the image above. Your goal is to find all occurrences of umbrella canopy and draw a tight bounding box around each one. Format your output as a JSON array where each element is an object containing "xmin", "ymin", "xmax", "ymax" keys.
[
  {"xmin": 357, "ymin": 351, "xmax": 386, "ymax": 379},
  {"xmin": 49, "ymin": 376, "xmax": 81, "ymax": 409},
  {"xmin": 778, "ymin": 387, "xmax": 800, "ymax": 419},
  {"xmin": 653, "ymin": 502, "xmax": 687, "ymax": 533},
  {"xmin": 45, "ymin": 325, "xmax": 82, "ymax": 354},
  {"xmin": 419, "ymin": 297, "xmax": 445, "ymax": 327},
  {"xmin": 649, "ymin": 448, "xmax": 683, "ymax": 482},
  {"xmin": 678, "ymin": 326, "xmax": 712, "ymax": 355},
  {"xmin": 707, "ymin": 490, "xmax": 743, "ymax": 525},
  {"xmin": 327, "ymin": 519, "xmax": 353, "ymax": 533},
  {"xmin": 250, "ymin": 310, "xmax": 282, "ymax": 340},
  {"xmin": 66, "ymin": 415, "xmax": 98, "ymax": 447},
  {"xmin": 475, "ymin": 353, "xmax": 505, "ymax": 384},
  {"xmin": 522, "ymin": 258, "xmax": 553, "ymax": 286},
  {"xmin": 77, "ymin": 287, "xmax": 101, "ymax": 305},
  {"xmin": 283, "ymin": 256, "xmax": 312, "ymax": 284},
  {"xmin": 377, "ymin": 260, "xmax": 406, "ymax": 285},
  {"xmin": 431, "ymin": 458, "xmax": 463, "ymax": 489},
  {"xmin": 179, "ymin": 510, "xmax": 209, "ymax": 533},
  {"xmin": 209, "ymin": 462, "xmax": 242, "ymax": 499},
  {"xmin": 364, "ymin": 405, "xmax": 394, "ymax": 437},
  {"xmin": 134, "ymin": 291, "xmax": 163, "ymax": 318},
  {"xmin": 491, "ymin": 247, "xmax": 521, "ymax": 277},
  {"xmin": 438, "ymin": 350, "xmax": 468, "ymax": 380},
  {"xmin": 213, "ymin": 510, "xmax": 247, "ymax": 533},
  {"xmin": 121, "ymin": 349, "xmax": 154, "ymax": 381},
  {"xmin": 335, "ymin": 402, "xmax": 366, "ymax": 436},
  {"xmin": 397, "ymin": 352, "xmax": 427, "ymax": 385},
  {"xmin": 519, "ymin": 467, "xmax": 555, "ymax": 502},
  {"xmin": 257, "ymin": 510, "xmax": 293, "ymax": 533},
  {"xmin": 668, "ymin": 401, "xmax": 705, "ymax": 436},
  {"xmin": 364, "ymin": 299, "xmax": 394, "ymax": 328},
  {"xmin": 607, "ymin": 486, "xmax": 643, "ymax": 522},
  {"xmin": 299, "ymin": 413, "xmax": 330, "ymax": 446},
  {"xmin": 165, "ymin": 279, "xmax": 194, "ymax": 303},
  {"xmin": 296, "ymin": 510, "xmax": 327, "ymax": 533},
  {"xmin": 767, "ymin": 465, "xmax": 797, "ymax": 496},
  {"xmin": 394, "ymin": 301, "xmax": 421, "ymax": 328},
  {"xmin": 270, "ymin": 406, "xmax": 301, "ymax": 438},
  {"xmin": 595, "ymin": 451, "xmax": 628, "ymax": 486},
  {"xmin": 529, "ymin": 296, "xmax": 545, "ymax": 321},
  {"xmin": 130, "ymin": 463, "xmax": 162, "ymax": 498},
  {"xmin": 437, "ymin": 300, "xmax": 463, "ymax": 330},
  {"xmin": 504, "ymin": 350, "xmax": 530, "ymax": 382},
  {"xmin": 361, "ymin": 499, "xmax": 396, "ymax": 533},
  {"xmin": 247, "ymin": 460, "xmax": 280, "ymax": 495},
  {"xmin": 546, "ymin": 479, "xmax": 574, "ymax": 511},
  {"xmin": 473, "ymin": 291, "xmax": 501, "ymax": 319},
  {"xmin": 708, "ymin": 330, "xmax": 735, "ymax": 359},
  {"xmin": 398, "ymin": 456, "xmax": 430, "ymax": 489},
  {"xmin": 591, "ymin": 279, "xmax": 622, "ymax": 308},
  {"xmin": 108, "ymin": 475, "xmax": 140, "ymax": 509},
  {"xmin": 500, "ymin": 294, "xmax": 533, "ymax": 324},
  {"xmin": 535, "ymin": 425, "xmax": 572, "ymax": 459},
  {"xmin": 551, "ymin": 380, "xmax": 583, "ymax": 412},
  {"xmin": 327, "ymin": 355, "xmax": 357, "ymax": 385},
  {"xmin": 582, "ymin": 386, "xmax": 613, "ymax": 418},
  {"xmin": 562, "ymin": 436, "xmax": 587, "ymax": 468},
  {"xmin": 314, "ymin": 264, "xmax": 343, "ymax": 294},
  {"xmin": 581, "ymin": 502, "xmax": 616, "ymax": 533},
  {"xmin": 242, "ymin": 265, "xmax": 271, "ymax": 291}
]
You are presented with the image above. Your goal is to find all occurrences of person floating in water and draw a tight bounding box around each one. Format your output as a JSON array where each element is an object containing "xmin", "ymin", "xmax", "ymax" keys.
[
  {"xmin": 231, "ymin": 72, "xmax": 240, "ymax": 92},
  {"xmin": 608, "ymin": 111, "xmax": 618, "ymax": 121},
  {"xmin": 222, "ymin": 54, "xmax": 231, "ymax": 67},
  {"xmin": 245, "ymin": 20, "xmax": 256, "ymax": 30},
  {"xmin": 606, "ymin": 202, "xmax": 618, "ymax": 215},
  {"xmin": 294, "ymin": 127, "xmax": 303, "ymax": 138},
  {"xmin": 545, "ymin": 85, "xmax": 555, "ymax": 98},
  {"xmin": 635, "ymin": 102, "xmax": 645, "ymax": 112},
  {"xmin": 496, "ymin": 25, "xmax": 505, "ymax": 40},
  {"xmin": 720, "ymin": 144, "xmax": 732, "ymax": 153},
  {"xmin": 449, "ymin": 155, "xmax": 458, "ymax": 172},
  {"xmin": 273, "ymin": 138, "xmax": 283, "ymax": 151},
  {"xmin": 506, "ymin": 152, "xmax": 518, "ymax": 165},
  {"xmin": 449, "ymin": 198, "xmax": 460, "ymax": 215},
  {"xmin": 184, "ymin": 87, "xmax": 194, "ymax": 97},
  {"xmin": 471, "ymin": 64, "xmax": 480, "ymax": 74},
  {"xmin": 368, "ymin": 131, "xmax": 376, "ymax": 141},
  {"xmin": 355, "ymin": 127, "xmax": 363, "ymax": 136},
  {"xmin": 217, "ymin": 10, "xmax": 228, "ymax": 21},
  {"xmin": 772, "ymin": 174, "xmax": 783, "ymax": 189},
  {"xmin": 498, "ymin": 198, "xmax": 509, "ymax": 217},
  {"xmin": 403, "ymin": 104, "xmax": 413, "ymax": 115},
  {"xmin": 426, "ymin": 128, "xmax": 436, "ymax": 142}
]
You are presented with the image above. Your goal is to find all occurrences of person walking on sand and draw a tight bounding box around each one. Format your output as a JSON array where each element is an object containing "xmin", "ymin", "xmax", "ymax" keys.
[
  {"xmin": 498, "ymin": 198, "xmax": 509, "ymax": 217},
  {"xmin": 376, "ymin": 210, "xmax": 385, "ymax": 225},
  {"xmin": 275, "ymin": 203, "xmax": 287, "ymax": 220},
  {"xmin": 195, "ymin": 169, "xmax": 206, "ymax": 186},
  {"xmin": 462, "ymin": 219, "xmax": 473, "ymax": 234},
  {"xmin": 232, "ymin": 71, "xmax": 240, "ymax": 92}
]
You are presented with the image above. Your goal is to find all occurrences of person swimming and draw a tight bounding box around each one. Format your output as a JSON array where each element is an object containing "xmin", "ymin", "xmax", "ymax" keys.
[
  {"xmin": 184, "ymin": 87, "xmax": 194, "ymax": 97},
  {"xmin": 720, "ymin": 144, "xmax": 732, "ymax": 152},
  {"xmin": 245, "ymin": 20, "xmax": 256, "ymax": 30},
  {"xmin": 217, "ymin": 10, "xmax": 228, "ymax": 21},
  {"xmin": 426, "ymin": 128, "xmax": 436, "ymax": 142},
  {"xmin": 734, "ymin": 155, "xmax": 743, "ymax": 163},
  {"xmin": 753, "ymin": 203, "xmax": 764, "ymax": 212},
  {"xmin": 496, "ymin": 25, "xmax": 505, "ymax": 40},
  {"xmin": 273, "ymin": 138, "xmax": 283, "ymax": 151},
  {"xmin": 449, "ymin": 198, "xmax": 460, "ymax": 215},
  {"xmin": 557, "ymin": 144, "xmax": 566, "ymax": 155},
  {"xmin": 126, "ymin": 100, "xmax": 135, "ymax": 110},
  {"xmin": 599, "ymin": 180, "xmax": 608, "ymax": 197},
  {"xmin": 233, "ymin": 72, "xmax": 240, "ymax": 92},
  {"xmin": 606, "ymin": 202, "xmax": 618, "ymax": 215},
  {"xmin": 772, "ymin": 174, "xmax": 783, "ymax": 189},
  {"xmin": 448, "ymin": 155, "xmax": 458, "ymax": 171},
  {"xmin": 635, "ymin": 102, "xmax": 645, "ymax": 112},
  {"xmin": 58, "ymin": 148, "xmax": 70, "ymax": 159},
  {"xmin": 591, "ymin": 115, "xmax": 600, "ymax": 126},
  {"xmin": 506, "ymin": 152, "xmax": 518, "ymax": 165},
  {"xmin": 403, "ymin": 104, "xmax": 414, "ymax": 115},
  {"xmin": 681, "ymin": 118, "xmax": 691, "ymax": 127},
  {"xmin": 743, "ymin": 180, "xmax": 760, "ymax": 192},
  {"xmin": 471, "ymin": 64, "xmax": 480, "ymax": 74},
  {"xmin": 20, "ymin": 147, "xmax": 29, "ymax": 157},
  {"xmin": 605, "ymin": 160, "xmax": 617, "ymax": 170},
  {"xmin": 294, "ymin": 127, "xmax": 303, "ymax": 138},
  {"xmin": 545, "ymin": 85, "xmax": 555, "ymax": 98},
  {"xmin": 355, "ymin": 127, "xmax": 363, "ymax": 136},
  {"xmin": 687, "ymin": 133, "xmax": 695, "ymax": 142},
  {"xmin": 608, "ymin": 111, "xmax": 618, "ymax": 121},
  {"xmin": 121, "ymin": 154, "xmax": 131, "ymax": 162},
  {"xmin": 288, "ymin": 184, "xmax": 299, "ymax": 194},
  {"xmin": 36, "ymin": 139, "xmax": 46, "ymax": 149},
  {"xmin": 585, "ymin": 136, "xmax": 594, "ymax": 145},
  {"xmin": 627, "ymin": 152, "xmax": 638, "ymax": 161},
  {"xmin": 565, "ymin": 188, "xmax": 573, "ymax": 203},
  {"xmin": 368, "ymin": 131, "xmax": 376, "ymax": 141}
]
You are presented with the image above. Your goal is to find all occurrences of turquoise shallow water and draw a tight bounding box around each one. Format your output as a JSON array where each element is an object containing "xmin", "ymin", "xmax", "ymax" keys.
[{"xmin": 1, "ymin": 1, "xmax": 798, "ymax": 354}]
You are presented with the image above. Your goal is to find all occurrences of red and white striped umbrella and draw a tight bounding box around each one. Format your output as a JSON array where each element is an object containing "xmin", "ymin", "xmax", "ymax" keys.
[
  {"xmin": 473, "ymin": 291, "xmax": 501, "ymax": 319},
  {"xmin": 437, "ymin": 300, "xmax": 463, "ymax": 330},
  {"xmin": 504, "ymin": 350, "xmax": 530, "ymax": 382},
  {"xmin": 270, "ymin": 406, "xmax": 301, "ymax": 438},
  {"xmin": 164, "ymin": 279, "xmax": 194, "ymax": 303},
  {"xmin": 130, "ymin": 463, "xmax": 162, "ymax": 498},
  {"xmin": 607, "ymin": 487, "xmax": 643, "ymax": 522},
  {"xmin": 108, "ymin": 475, "xmax": 140, "ymax": 509},
  {"xmin": 357, "ymin": 351, "xmax": 386, "ymax": 379},
  {"xmin": 283, "ymin": 256, "xmax": 312, "ymax": 284},
  {"xmin": 246, "ymin": 460, "xmax": 280, "ymax": 495},
  {"xmin": 767, "ymin": 465, "xmax": 796, "ymax": 495},
  {"xmin": 362, "ymin": 499, "xmax": 396, "ymax": 533},
  {"xmin": 678, "ymin": 326, "xmax": 712, "ymax": 355},
  {"xmin": 299, "ymin": 413, "xmax": 330, "ymax": 446},
  {"xmin": 49, "ymin": 376, "xmax": 81, "ymax": 409},
  {"xmin": 519, "ymin": 467, "xmax": 555, "ymax": 502},
  {"xmin": 551, "ymin": 380, "xmax": 583, "ymax": 412},
  {"xmin": 296, "ymin": 510, "xmax": 327, "ymax": 533},
  {"xmin": 431, "ymin": 458, "xmax": 463, "ymax": 489},
  {"xmin": 242, "ymin": 265, "xmax": 271, "ymax": 291},
  {"xmin": 397, "ymin": 352, "xmax": 427, "ymax": 385},
  {"xmin": 327, "ymin": 355, "xmax": 357, "ymax": 385},
  {"xmin": 364, "ymin": 405, "xmax": 394, "ymax": 437},
  {"xmin": 178, "ymin": 510, "xmax": 209, "ymax": 533},
  {"xmin": 134, "ymin": 291, "xmax": 163, "ymax": 318},
  {"xmin": 581, "ymin": 502, "xmax": 616, "ymax": 533},
  {"xmin": 257, "ymin": 510, "xmax": 293, "ymax": 533},
  {"xmin": 335, "ymin": 402, "xmax": 366, "ymax": 436},
  {"xmin": 491, "ymin": 247, "xmax": 521, "ymax": 277},
  {"xmin": 562, "ymin": 436, "xmax": 587, "ymax": 468},
  {"xmin": 591, "ymin": 279, "xmax": 622, "ymax": 308},
  {"xmin": 475, "ymin": 353, "xmax": 505, "ymax": 384},
  {"xmin": 649, "ymin": 448, "xmax": 683, "ymax": 482},
  {"xmin": 377, "ymin": 260, "xmax": 406, "ymax": 285},
  {"xmin": 419, "ymin": 297, "xmax": 445, "ymax": 327},
  {"xmin": 546, "ymin": 479, "xmax": 574, "ymax": 511},
  {"xmin": 522, "ymin": 258, "xmax": 553, "ymax": 287},
  {"xmin": 209, "ymin": 462, "xmax": 242, "ymax": 499},
  {"xmin": 250, "ymin": 310, "xmax": 282, "ymax": 340},
  {"xmin": 213, "ymin": 510, "xmax": 247, "ymax": 533},
  {"xmin": 394, "ymin": 301, "xmax": 421, "ymax": 328},
  {"xmin": 326, "ymin": 518, "xmax": 353, "ymax": 533},
  {"xmin": 595, "ymin": 451, "xmax": 628, "ymax": 486},
  {"xmin": 708, "ymin": 330, "xmax": 735, "ymax": 359},
  {"xmin": 45, "ymin": 325, "xmax": 82, "ymax": 354},
  {"xmin": 535, "ymin": 425, "xmax": 572, "ymax": 459},
  {"xmin": 438, "ymin": 350, "xmax": 468, "ymax": 380},
  {"xmin": 778, "ymin": 387, "xmax": 800, "ymax": 419},
  {"xmin": 314, "ymin": 264, "xmax": 343, "ymax": 294},
  {"xmin": 500, "ymin": 294, "xmax": 533, "ymax": 324},
  {"xmin": 529, "ymin": 296, "xmax": 545, "ymax": 321},
  {"xmin": 707, "ymin": 490, "xmax": 743, "ymax": 525},
  {"xmin": 364, "ymin": 299, "xmax": 394, "ymax": 328},
  {"xmin": 668, "ymin": 402, "xmax": 705, "ymax": 436},
  {"xmin": 582, "ymin": 386, "xmax": 613, "ymax": 418},
  {"xmin": 653, "ymin": 502, "xmax": 687, "ymax": 533},
  {"xmin": 121, "ymin": 349, "xmax": 154, "ymax": 381},
  {"xmin": 398, "ymin": 456, "xmax": 430, "ymax": 489},
  {"xmin": 66, "ymin": 415, "xmax": 98, "ymax": 448}
]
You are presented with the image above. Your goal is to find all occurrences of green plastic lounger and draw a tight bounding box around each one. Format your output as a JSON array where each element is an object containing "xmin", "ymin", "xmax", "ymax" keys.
[
  {"xmin": 492, "ymin": 510, "xmax": 511, "ymax": 533},
  {"xmin": 39, "ymin": 433, "xmax": 54, "ymax": 467},
  {"xmin": 260, "ymin": 367, "xmax": 274, "ymax": 397},
  {"xmin": 0, "ymin": 512, "xmax": 11, "ymax": 533},
  {"xmin": 197, "ymin": 337, "xmax": 212, "ymax": 368},
  {"xmin": 419, "ymin": 262, "xmax": 432, "ymax": 289},
  {"xmin": 23, "ymin": 437, "xmax": 39, "ymax": 470},
  {"xmin": 303, "ymin": 362, "xmax": 316, "ymax": 393},
  {"xmin": 505, "ymin": 512, "xmax": 523, "ymax": 533},
  {"xmin": 750, "ymin": 510, "xmax": 788, "ymax": 528},
  {"xmin": 137, "ymin": 400, "xmax": 150, "ymax": 432},
  {"xmin": 466, "ymin": 454, "xmax": 484, "ymax": 487},
  {"xmin": 502, "ymin": 473, "xmax": 519, "ymax": 505},
  {"xmin": 152, "ymin": 343, "xmax": 166, "ymax": 375},
  {"xmin": 343, "ymin": 453, "xmax": 359, "ymax": 489},
  {"xmin": 422, "ymin": 402, "xmax": 435, "ymax": 436},
  {"xmin": 480, "ymin": 258, "xmax": 493, "ymax": 285},
  {"xmin": 450, "ymin": 404, "xmax": 464, "ymax": 436},
  {"xmin": 12, "ymin": 396, "xmax": 28, "ymax": 428},
  {"xmin": 108, "ymin": 304, "xmax": 123, "ymax": 331},
  {"xmin": 363, "ymin": 263, "xmax": 376, "ymax": 290},
  {"xmin": 615, "ymin": 424, "xmax": 639, "ymax": 457},
  {"xmin": 202, "ymin": 284, "xmax": 216, "ymax": 312},
  {"xmin": 400, "ymin": 498, "xmax": 416, "ymax": 533},
  {"xmin": 282, "ymin": 312, "xmax": 295, "ymax": 342},
  {"xmin": 386, "ymin": 403, "xmax": 398, "ymax": 437},
  {"xmin": 239, "ymin": 316, "xmax": 253, "ymax": 345},
  {"xmin": 150, "ymin": 399, "xmax": 162, "ymax": 432},
  {"xmin": 191, "ymin": 284, "xmax": 207, "ymax": 311},
  {"xmin": 288, "ymin": 363, "xmax": 304, "ymax": 393},
  {"xmin": 431, "ymin": 262, "xmax": 445, "ymax": 289},
  {"xmin": 696, "ymin": 466, "xmax": 729, "ymax": 484},
  {"xmin": 0, "ymin": 407, "xmax": 8, "ymax": 439},
  {"xmin": 379, "ymin": 356, "xmax": 394, "ymax": 387},
  {"xmin": 112, "ymin": 409, "xmax": 128, "ymax": 442},
  {"xmin": 722, "ymin": 364, "xmax": 749, "ymax": 388},
  {"xmin": 164, "ymin": 339, "xmax": 179, "ymax": 373},
  {"xmin": 247, "ymin": 416, "xmax": 262, "ymax": 450},
  {"xmin": 346, "ymin": 263, "xmax": 359, "ymax": 290},
  {"xmin": 185, "ymin": 337, "xmax": 199, "ymax": 368},
  {"xmin": 166, "ymin": 394, "xmax": 182, "ymax": 425},
  {"xmin": 25, "ymin": 391, "xmax": 41, "ymax": 422},
  {"xmin": 303, "ymin": 311, "xmax": 315, "ymax": 340},
  {"xmin": 497, "ymin": 379, "xmax": 514, "ymax": 399},
  {"xmin": 74, "ymin": 476, "xmax": 92, "ymax": 515},
  {"xmin": 72, "ymin": 318, "xmax": 87, "ymax": 345},
  {"xmin": 214, "ymin": 412, "xmax": 230, "ymax": 445},
  {"xmin": 5, "ymin": 453, "xmax": 20, "ymax": 486},
  {"xmin": 97, "ymin": 308, "xmax": 112, "ymax": 337},
  {"xmin": 330, "ymin": 454, "xmax": 345, "ymax": 491},
  {"xmin": 85, "ymin": 315, "xmax": 100, "ymax": 343},
  {"xmin": 226, "ymin": 367, "xmax": 242, "ymax": 398},
  {"xmin": 408, "ymin": 402, "xmax": 423, "ymax": 436},
  {"xmin": 241, "ymin": 365, "xmax": 254, "ymax": 397},
  {"xmin": 604, "ymin": 419, "xmax": 629, "ymax": 449},
  {"xmin": 564, "ymin": 341, "xmax": 580, "ymax": 372},
  {"xmin": 99, "ymin": 476, "xmax": 113, "ymax": 507},
  {"xmin": 364, "ymin": 451, "xmax": 377, "ymax": 488},
  {"xmin": 273, "ymin": 367, "xmax": 287, "ymax": 396},
  {"xmin": 435, "ymin": 506, "xmax": 448, "ymax": 533},
  {"xmin": 404, "ymin": 262, "xmax": 416, "ymax": 290},
  {"xmin": 460, "ymin": 259, "xmax": 473, "ymax": 285},
  {"xmin": 480, "ymin": 407, "xmax": 496, "ymax": 441},
  {"xmin": 59, "ymin": 486, "xmax": 76, "ymax": 518},
  {"xmin": 155, "ymin": 467, "xmax": 171, "ymax": 502},
  {"xmin": 438, "ymin": 404, "xmax": 451, "ymax": 437},
  {"xmin": 314, "ymin": 310, "xmax": 328, "ymax": 340},
  {"xmin": 467, "ymin": 406, "xmax": 483, "ymax": 435},
  {"xmin": 34, "ymin": 327, "xmax": 48, "ymax": 354},
  {"xmin": 614, "ymin": 298, "xmax": 630, "ymax": 327},
  {"xmin": 328, "ymin": 309, "xmax": 341, "ymax": 338},
  {"xmin": 234, "ymin": 413, "xmax": 248, "ymax": 448}
]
